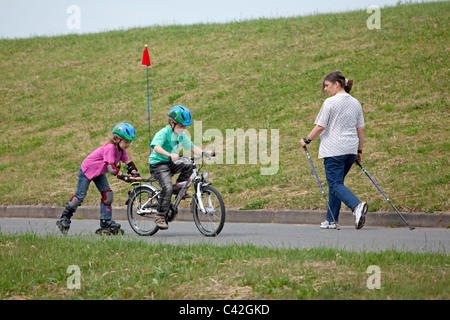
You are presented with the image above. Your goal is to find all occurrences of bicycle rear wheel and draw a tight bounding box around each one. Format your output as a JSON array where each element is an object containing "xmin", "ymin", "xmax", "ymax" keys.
[
  {"xmin": 127, "ymin": 186, "xmax": 160, "ymax": 236},
  {"xmin": 191, "ymin": 185, "xmax": 225, "ymax": 237}
]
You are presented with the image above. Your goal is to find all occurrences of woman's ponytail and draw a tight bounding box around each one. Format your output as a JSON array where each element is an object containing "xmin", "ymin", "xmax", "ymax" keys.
[{"xmin": 322, "ymin": 71, "xmax": 354, "ymax": 94}]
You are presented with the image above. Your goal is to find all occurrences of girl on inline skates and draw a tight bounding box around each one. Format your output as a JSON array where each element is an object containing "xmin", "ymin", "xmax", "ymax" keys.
[{"xmin": 57, "ymin": 123, "xmax": 142, "ymax": 235}]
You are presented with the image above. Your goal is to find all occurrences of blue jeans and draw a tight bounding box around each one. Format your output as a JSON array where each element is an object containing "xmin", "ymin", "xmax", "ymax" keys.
[
  {"xmin": 324, "ymin": 155, "xmax": 360, "ymax": 223},
  {"xmin": 72, "ymin": 168, "xmax": 112, "ymax": 220}
]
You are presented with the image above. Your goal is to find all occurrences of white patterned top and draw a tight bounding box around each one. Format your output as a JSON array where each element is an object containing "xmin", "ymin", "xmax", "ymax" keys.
[{"xmin": 314, "ymin": 93, "xmax": 365, "ymax": 159}]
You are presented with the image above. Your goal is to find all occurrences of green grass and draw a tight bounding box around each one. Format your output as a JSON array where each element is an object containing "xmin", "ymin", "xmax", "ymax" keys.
[
  {"xmin": 0, "ymin": 2, "xmax": 449, "ymax": 213},
  {"xmin": 0, "ymin": 233, "xmax": 448, "ymax": 300}
]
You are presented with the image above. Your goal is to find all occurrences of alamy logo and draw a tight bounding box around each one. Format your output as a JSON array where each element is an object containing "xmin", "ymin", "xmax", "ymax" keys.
[
  {"xmin": 366, "ymin": 265, "xmax": 381, "ymax": 290},
  {"xmin": 67, "ymin": 265, "xmax": 81, "ymax": 290},
  {"xmin": 66, "ymin": 5, "xmax": 81, "ymax": 30},
  {"xmin": 173, "ymin": 121, "xmax": 279, "ymax": 175},
  {"xmin": 367, "ymin": 5, "xmax": 381, "ymax": 30}
]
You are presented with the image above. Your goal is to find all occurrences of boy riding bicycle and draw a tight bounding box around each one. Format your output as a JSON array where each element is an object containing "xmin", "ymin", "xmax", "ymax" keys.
[{"xmin": 149, "ymin": 105, "xmax": 213, "ymax": 230}]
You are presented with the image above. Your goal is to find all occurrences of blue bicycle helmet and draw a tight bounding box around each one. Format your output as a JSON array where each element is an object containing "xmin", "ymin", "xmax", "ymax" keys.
[
  {"xmin": 168, "ymin": 105, "xmax": 192, "ymax": 126},
  {"xmin": 113, "ymin": 123, "xmax": 137, "ymax": 141}
]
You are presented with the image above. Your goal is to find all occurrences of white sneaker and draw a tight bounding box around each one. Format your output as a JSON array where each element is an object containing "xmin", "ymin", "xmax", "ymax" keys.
[
  {"xmin": 320, "ymin": 220, "xmax": 338, "ymax": 229},
  {"xmin": 353, "ymin": 202, "xmax": 368, "ymax": 230}
]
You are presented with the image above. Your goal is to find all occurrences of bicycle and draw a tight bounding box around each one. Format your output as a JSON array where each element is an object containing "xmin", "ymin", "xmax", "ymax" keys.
[{"xmin": 126, "ymin": 152, "xmax": 226, "ymax": 237}]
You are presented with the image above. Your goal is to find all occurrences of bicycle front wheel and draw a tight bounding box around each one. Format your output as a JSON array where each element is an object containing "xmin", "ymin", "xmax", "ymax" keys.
[
  {"xmin": 191, "ymin": 185, "xmax": 226, "ymax": 237},
  {"xmin": 127, "ymin": 187, "xmax": 160, "ymax": 236}
]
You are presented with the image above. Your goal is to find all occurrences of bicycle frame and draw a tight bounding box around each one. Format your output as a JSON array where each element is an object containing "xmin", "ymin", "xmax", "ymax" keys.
[
  {"xmin": 172, "ymin": 156, "xmax": 208, "ymax": 214},
  {"xmin": 130, "ymin": 155, "xmax": 209, "ymax": 216}
]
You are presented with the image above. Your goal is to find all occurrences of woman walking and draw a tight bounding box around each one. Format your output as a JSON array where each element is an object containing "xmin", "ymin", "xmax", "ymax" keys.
[{"xmin": 300, "ymin": 71, "xmax": 368, "ymax": 229}]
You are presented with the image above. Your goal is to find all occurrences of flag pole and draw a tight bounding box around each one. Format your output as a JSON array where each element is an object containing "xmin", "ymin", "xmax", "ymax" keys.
[
  {"xmin": 146, "ymin": 54, "xmax": 151, "ymax": 155},
  {"xmin": 142, "ymin": 44, "xmax": 152, "ymax": 155}
]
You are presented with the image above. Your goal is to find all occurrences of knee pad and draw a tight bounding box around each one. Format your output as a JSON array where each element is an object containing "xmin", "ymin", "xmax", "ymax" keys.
[
  {"xmin": 101, "ymin": 189, "xmax": 113, "ymax": 205},
  {"xmin": 67, "ymin": 195, "xmax": 83, "ymax": 210}
]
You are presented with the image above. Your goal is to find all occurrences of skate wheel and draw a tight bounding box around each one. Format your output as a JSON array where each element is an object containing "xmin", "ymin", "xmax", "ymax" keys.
[
  {"xmin": 95, "ymin": 228, "xmax": 106, "ymax": 235},
  {"xmin": 95, "ymin": 228, "xmax": 124, "ymax": 235},
  {"xmin": 56, "ymin": 221, "xmax": 70, "ymax": 235}
]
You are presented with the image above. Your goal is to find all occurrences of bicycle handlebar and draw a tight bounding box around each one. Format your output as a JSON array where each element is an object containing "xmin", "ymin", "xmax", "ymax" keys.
[
  {"xmin": 132, "ymin": 178, "xmax": 152, "ymax": 183},
  {"xmin": 130, "ymin": 153, "xmax": 217, "ymax": 184},
  {"xmin": 173, "ymin": 152, "xmax": 216, "ymax": 164}
]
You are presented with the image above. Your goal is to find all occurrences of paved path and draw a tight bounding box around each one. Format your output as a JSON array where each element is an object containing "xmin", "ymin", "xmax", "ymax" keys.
[
  {"xmin": 1, "ymin": 218, "xmax": 448, "ymax": 253},
  {"xmin": 2, "ymin": 205, "xmax": 449, "ymax": 228}
]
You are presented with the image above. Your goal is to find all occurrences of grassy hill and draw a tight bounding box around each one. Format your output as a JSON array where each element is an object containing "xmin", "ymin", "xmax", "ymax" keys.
[{"xmin": 0, "ymin": 1, "xmax": 448, "ymax": 213}]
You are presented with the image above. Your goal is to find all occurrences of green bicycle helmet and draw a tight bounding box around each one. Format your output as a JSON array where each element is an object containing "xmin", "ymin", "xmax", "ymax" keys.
[{"xmin": 113, "ymin": 123, "xmax": 137, "ymax": 141}]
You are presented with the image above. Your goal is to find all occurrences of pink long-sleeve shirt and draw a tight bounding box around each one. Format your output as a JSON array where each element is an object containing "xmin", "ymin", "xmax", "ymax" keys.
[{"xmin": 81, "ymin": 144, "xmax": 129, "ymax": 180}]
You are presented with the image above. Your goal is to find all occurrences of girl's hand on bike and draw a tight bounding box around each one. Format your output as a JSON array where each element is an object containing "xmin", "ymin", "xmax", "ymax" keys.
[{"xmin": 118, "ymin": 174, "xmax": 142, "ymax": 183}]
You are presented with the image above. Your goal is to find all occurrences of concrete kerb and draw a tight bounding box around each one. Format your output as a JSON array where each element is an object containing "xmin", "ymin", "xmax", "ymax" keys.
[{"xmin": 1, "ymin": 205, "xmax": 449, "ymax": 228}]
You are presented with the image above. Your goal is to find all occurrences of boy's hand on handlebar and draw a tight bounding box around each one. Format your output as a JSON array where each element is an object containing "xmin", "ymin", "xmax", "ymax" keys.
[
  {"xmin": 169, "ymin": 153, "xmax": 179, "ymax": 162},
  {"xmin": 203, "ymin": 151, "xmax": 215, "ymax": 159}
]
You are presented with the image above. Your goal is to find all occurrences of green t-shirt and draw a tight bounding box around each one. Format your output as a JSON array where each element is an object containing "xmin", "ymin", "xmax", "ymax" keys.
[{"xmin": 148, "ymin": 125, "xmax": 194, "ymax": 164}]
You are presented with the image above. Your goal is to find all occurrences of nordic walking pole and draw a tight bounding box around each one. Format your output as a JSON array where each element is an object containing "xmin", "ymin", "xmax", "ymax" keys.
[
  {"xmin": 141, "ymin": 45, "xmax": 152, "ymax": 155},
  {"xmin": 355, "ymin": 160, "xmax": 414, "ymax": 230},
  {"xmin": 304, "ymin": 147, "xmax": 340, "ymax": 230}
]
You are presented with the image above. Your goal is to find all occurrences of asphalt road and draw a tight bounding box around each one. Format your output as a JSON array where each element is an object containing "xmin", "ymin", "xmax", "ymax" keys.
[{"xmin": 1, "ymin": 218, "xmax": 449, "ymax": 253}]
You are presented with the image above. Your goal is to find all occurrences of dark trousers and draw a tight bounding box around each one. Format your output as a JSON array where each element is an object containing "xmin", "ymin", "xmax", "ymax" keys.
[{"xmin": 150, "ymin": 161, "xmax": 193, "ymax": 214}]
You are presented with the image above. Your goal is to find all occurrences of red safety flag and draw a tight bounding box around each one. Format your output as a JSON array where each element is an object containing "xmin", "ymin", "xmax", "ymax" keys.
[{"xmin": 142, "ymin": 46, "xmax": 151, "ymax": 66}]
